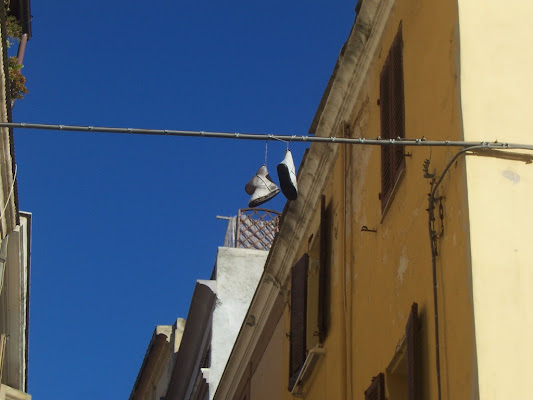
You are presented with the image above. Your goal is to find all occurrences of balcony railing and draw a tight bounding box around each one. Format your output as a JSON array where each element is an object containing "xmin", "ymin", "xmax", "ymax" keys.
[{"xmin": 223, "ymin": 208, "xmax": 281, "ymax": 251}]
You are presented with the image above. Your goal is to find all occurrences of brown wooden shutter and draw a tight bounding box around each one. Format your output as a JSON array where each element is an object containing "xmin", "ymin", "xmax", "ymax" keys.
[
  {"xmin": 289, "ymin": 254, "xmax": 308, "ymax": 390},
  {"xmin": 317, "ymin": 195, "xmax": 329, "ymax": 343},
  {"xmin": 380, "ymin": 56, "xmax": 393, "ymax": 209},
  {"xmin": 380, "ymin": 23, "xmax": 405, "ymax": 211},
  {"xmin": 364, "ymin": 373, "xmax": 385, "ymax": 400},
  {"xmin": 406, "ymin": 302, "xmax": 420, "ymax": 400},
  {"xmin": 391, "ymin": 26, "xmax": 405, "ymax": 182}
]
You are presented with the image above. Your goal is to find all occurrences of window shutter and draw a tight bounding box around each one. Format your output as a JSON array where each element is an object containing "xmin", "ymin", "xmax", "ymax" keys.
[
  {"xmin": 364, "ymin": 373, "xmax": 385, "ymax": 400},
  {"xmin": 380, "ymin": 23, "xmax": 405, "ymax": 212},
  {"xmin": 380, "ymin": 57, "xmax": 393, "ymax": 209},
  {"xmin": 289, "ymin": 254, "xmax": 309, "ymax": 390},
  {"xmin": 317, "ymin": 195, "xmax": 329, "ymax": 343},
  {"xmin": 406, "ymin": 302, "xmax": 420, "ymax": 400},
  {"xmin": 391, "ymin": 27, "xmax": 405, "ymax": 181}
]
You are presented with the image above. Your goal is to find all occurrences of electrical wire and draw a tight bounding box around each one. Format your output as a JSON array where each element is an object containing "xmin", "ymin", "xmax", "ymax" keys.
[
  {"xmin": 3, "ymin": 122, "xmax": 533, "ymax": 149},
  {"xmin": 0, "ymin": 164, "xmax": 17, "ymax": 218},
  {"xmin": 423, "ymin": 144, "xmax": 528, "ymax": 400}
]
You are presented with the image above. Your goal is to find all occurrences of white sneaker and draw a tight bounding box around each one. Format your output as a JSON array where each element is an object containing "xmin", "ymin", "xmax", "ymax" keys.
[
  {"xmin": 277, "ymin": 150, "xmax": 298, "ymax": 200},
  {"xmin": 245, "ymin": 165, "xmax": 280, "ymax": 207}
]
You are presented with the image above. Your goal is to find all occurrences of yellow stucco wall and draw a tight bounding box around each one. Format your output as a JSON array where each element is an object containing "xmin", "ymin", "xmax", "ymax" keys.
[
  {"xmin": 246, "ymin": 1, "xmax": 533, "ymax": 399},
  {"xmin": 250, "ymin": 319, "xmax": 284, "ymax": 400},
  {"xmin": 277, "ymin": 0, "xmax": 480, "ymax": 399},
  {"xmin": 458, "ymin": 1, "xmax": 533, "ymax": 398}
]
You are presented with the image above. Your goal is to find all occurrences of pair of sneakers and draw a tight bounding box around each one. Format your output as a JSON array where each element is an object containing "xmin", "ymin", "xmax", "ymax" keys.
[{"xmin": 245, "ymin": 150, "xmax": 298, "ymax": 208}]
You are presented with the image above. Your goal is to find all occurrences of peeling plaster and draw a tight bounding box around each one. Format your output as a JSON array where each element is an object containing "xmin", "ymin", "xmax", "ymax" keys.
[{"xmin": 397, "ymin": 246, "xmax": 408, "ymax": 284}]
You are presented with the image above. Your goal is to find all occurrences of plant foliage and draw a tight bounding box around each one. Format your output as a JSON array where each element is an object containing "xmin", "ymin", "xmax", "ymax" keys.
[
  {"xmin": 5, "ymin": 14, "xmax": 20, "ymax": 47},
  {"xmin": 7, "ymin": 56, "xmax": 27, "ymax": 100},
  {"xmin": 3, "ymin": 2, "xmax": 28, "ymax": 101}
]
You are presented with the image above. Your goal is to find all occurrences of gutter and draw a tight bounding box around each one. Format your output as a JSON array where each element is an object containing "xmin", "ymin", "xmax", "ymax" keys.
[{"xmin": 9, "ymin": 0, "xmax": 32, "ymax": 39}]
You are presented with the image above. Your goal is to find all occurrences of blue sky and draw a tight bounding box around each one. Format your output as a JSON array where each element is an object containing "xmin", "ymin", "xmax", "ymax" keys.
[{"xmin": 12, "ymin": 1, "xmax": 355, "ymax": 399}]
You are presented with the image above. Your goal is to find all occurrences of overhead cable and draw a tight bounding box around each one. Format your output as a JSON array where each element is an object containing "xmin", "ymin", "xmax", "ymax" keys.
[{"xmin": 1, "ymin": 122, "xmax": 533, "ymax": 150}]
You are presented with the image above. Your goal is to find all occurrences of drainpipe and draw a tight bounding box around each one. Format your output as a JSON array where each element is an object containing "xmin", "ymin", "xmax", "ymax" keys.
[
  {"xmin": 426, "ymin": 145, "xmax": 489, "ymax": 400},
  {"xmin": 427, "ymin": 192, "xmax": 442, "ymax": 400},
  {"xmin": 16, "ymin": 34, "xmax": 28, "ymax": 66}
]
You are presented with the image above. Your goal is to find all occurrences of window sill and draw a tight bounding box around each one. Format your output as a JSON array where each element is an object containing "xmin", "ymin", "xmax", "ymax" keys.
[{"xmin": 290, "ymin": 346, "xmax": 326, "ymax": 397}]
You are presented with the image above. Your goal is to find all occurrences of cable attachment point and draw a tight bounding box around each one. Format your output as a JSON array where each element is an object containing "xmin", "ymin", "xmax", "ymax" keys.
[{"xmin": 423, "ymin": 159, "xmax": 435, "ymax": 179}]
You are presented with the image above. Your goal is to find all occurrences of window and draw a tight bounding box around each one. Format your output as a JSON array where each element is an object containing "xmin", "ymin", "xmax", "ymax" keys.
[
  {"xmin": 288, "ymin": 196, "xmax": 330, "ymax": 393},
  {"xmin": 289, "ymin": 254, "xmax": 308, "ymax": 390},
  {"xmin": 317, "ymin": 195, "xmax": 330, "ymax": 343},
  {"xmin": 380, "ymin": 23, "xmax": 405, "ymax": 212},
  {"xmin": 386, "ymin": 302, "xmax": 420, "ymax": 400}
]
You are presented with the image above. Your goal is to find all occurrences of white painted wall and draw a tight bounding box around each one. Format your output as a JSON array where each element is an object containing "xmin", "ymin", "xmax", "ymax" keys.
[{"xmin": 209, "ymin": 247, "xmax": 267, "ymax": 399}]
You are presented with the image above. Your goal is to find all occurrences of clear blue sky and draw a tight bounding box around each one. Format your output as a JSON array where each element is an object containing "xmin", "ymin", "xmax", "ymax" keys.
[{"xmin": 13, "ymin": 2, "xmax": 355, "ymax": 399}]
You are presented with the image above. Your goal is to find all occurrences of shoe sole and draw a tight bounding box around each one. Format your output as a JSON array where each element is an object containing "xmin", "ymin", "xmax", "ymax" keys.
[
  {"xmin": 277, "ymin": 164, "xmax": 298, "ymax": 200},
  {"xmin": 249, "ymin": 188, "xmax": 281, "ymax": 207}
]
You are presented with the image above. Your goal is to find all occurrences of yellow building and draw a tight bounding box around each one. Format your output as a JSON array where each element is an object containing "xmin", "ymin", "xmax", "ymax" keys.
[{"xmin": 214, "ymin": 0, "xmax": 533, "ymax": 399}]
